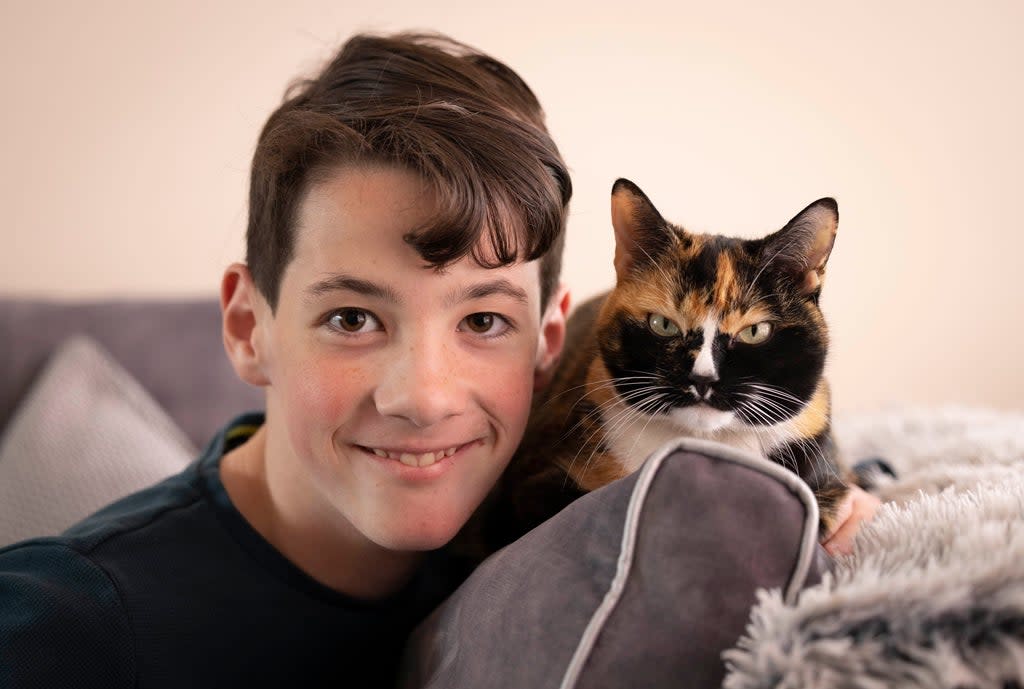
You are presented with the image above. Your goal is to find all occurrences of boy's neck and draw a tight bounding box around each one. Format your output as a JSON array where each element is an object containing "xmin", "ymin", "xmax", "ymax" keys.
[{"xmin": 220, "ymin": 425, "xmax": 424, "ymax": 600}]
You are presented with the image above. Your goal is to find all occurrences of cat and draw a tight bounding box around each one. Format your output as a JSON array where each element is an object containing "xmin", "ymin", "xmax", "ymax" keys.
[{"xmin": 481, "ymin": 178, "xmax": 851, "ymax": 551}]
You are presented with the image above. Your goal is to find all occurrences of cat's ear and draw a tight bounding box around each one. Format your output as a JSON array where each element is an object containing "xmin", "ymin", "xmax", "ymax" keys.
[
  {"xmin": 761, "ymin": 198, "xmax": 838, "ymax": 295},
  {"xmin": 610, "ymin": 178, "xmax": 674, "ymax": 281}
]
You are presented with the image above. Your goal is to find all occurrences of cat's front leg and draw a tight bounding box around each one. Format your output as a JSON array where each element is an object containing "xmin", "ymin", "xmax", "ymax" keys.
[
  {"xmin": 818, "ymin": 484, "xmax": 882, "ymax": 556},
  {"xmin": 766, "ymin": 434, "xmax": 853, "ymax": 540},
  {"xmin": 813, "ymin": 481, "xmax": 853, "ymax": 540}
]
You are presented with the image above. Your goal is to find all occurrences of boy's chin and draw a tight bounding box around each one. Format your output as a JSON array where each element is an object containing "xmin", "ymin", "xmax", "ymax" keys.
[{"xmin": 369, "ymin": 516, "xmax": 467, "ymax": 553}]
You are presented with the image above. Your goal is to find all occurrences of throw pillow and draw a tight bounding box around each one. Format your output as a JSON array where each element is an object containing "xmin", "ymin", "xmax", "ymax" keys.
[
  {"xmin": 401, "ymin": 438, "xmax": 826, "ymax": 689},
  {"xmin": 0, "ymin": 336, "xmax": 194, "ymax": 547}
]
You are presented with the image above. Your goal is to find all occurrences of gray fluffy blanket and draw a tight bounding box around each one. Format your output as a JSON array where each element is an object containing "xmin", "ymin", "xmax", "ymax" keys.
[{"xmin": 723, "ymin": 406, "xmax": 1024, "ymax": 688}]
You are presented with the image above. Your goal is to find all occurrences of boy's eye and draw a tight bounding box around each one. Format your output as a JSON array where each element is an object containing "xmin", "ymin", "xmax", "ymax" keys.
[
  {"xmin": 327, "ymin": 308, "xmax": 382, "ymax": 333},
  {"xmin": 461, "ymin": 312, "xmax": 510, "ymax": 336}
]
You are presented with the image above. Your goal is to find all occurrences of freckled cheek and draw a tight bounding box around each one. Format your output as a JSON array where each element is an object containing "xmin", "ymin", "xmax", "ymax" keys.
[
  {"xmin": 479, "ymin": 358, "xmax": 537, "ymax": 433},
  {"xmin": 281, "ymin": 358, "xmax": 373, "ymax": 446}
]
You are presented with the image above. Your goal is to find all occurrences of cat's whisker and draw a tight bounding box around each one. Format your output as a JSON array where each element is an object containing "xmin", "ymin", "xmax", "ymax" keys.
[
  {"xmin": 586, "ymin": 384, "xmax": 674, "ymax": 413},
  {"xmin": 741, "ymin": 406, "xmax": 808, "ymax": 469},
  {"xmin": 564, "ymin": 391, "xmax": 664, "ymax": 464},
  {"xmin": 804, "ymin": 437, "xmax": 842, "ymax": 486},
  {"xmin": 738, "ymin": 386, "xmax": 807, "ymax": 422},
  {"xmin": 739, "ymin": 394, "xmax": 842, "ymax": 488},
  {"xmin": 619, "ymin": 397, "xmax": 674, "ymax": 467},
  {"xmin": 745, "ymin": 389, "xmax": 805, "ymax": 409},
  {"xmin": 738, "ymin": 401, "xmax": 785, "ymax": 437},
  {"xmin": 592, "ymin": 394, "xmax": 670, "ymax": 477},
  {"xmin": 567, "ymin": 377, "xmax": 666, "ymax": 405},
  {"xmin": 568, "ymin": 394, "xmax": 667, "ymax": 485},
  {"xmin": 742, "ymin": 291, "xmax": 786, "ymax": 310},
  {"xmin": 751, "ymin": 417, "xmax": 804, "ymax": 473},
  {"xmin": 735, "ymin": 393, "xmax": 790, "ymax": 426},
  {"xmin": 572, "ymin": 389, "xmax": 674, "ymax": 437},
  {"xmin": 632, "ymin": 243, "xmax": 678, "ymax": 296},
  {"xmin": 734, "ymin": 378, "xmax": 799, "ymax": 402},
  {"xmin": 741, "ymin": 244, "xmax": 791, "ymax": 305},
  {"xmin": 746, "ymin": 392, "xmax": 840, "ymax": 485},
  {"xmin": 812, "ymin": 451, "xmax": 841, "ymax": 487},
  {"xmin": 780, "ymin": 443, "xmax": 801, "ymax": 476},
  {"xmin": 555, "ymin": 381, "xmax": 667, "ymax": 438},
  {"xmin": 743, "ymin": 382, "xmax": 803, "ymax": 399},
  {"xmin": 735, "ymin": 399, "xmax": 771, "ymax": 426},
  {"xmin": 743, "ymin": 383, "xmax": 807, "ymax": 406},
  {"xmin": 597, "ymin": 394, "xmax": 665, "ymax": 446},
  {"xmin": 543, "ymin": 375, "xmax": 660, "ymax": 413},
  {"xmin": 783, "ymin": 436, "xmax": 835, "ymax": 488},
  {"xmin": 741, "ymin": 415, "xmax": 795, "ymax": 470},
  {"xmin": 559, "ymin": 384, "xmax": 651, "ymax": 426},
  {"xmin": 733, "ymin": 405, "xmax": 786, "ymax": 454},
  {"xmin": 604, "ymin": 394, "xmax": 671, "ymax": 444},
  {"xmin": 739, "ymin": 393, "xmax": 795, "ymax": 425},
  {"xmin": 557, "ymin": 391, "xmax": 648, "ymax": 444}
]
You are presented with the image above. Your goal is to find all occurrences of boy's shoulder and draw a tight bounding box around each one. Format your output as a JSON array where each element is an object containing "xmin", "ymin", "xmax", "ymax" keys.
[
  {"xmin": 0, "ymin": 416, "xmax": 242, "ymax": 688},
  {"xmin": 0, "ymin": 414, "xmax": 227, "ymax": 567},
  {"xmin": 0, "ymin": 538, "xmax": 137, "ymax": 687},
  {"xmin": 0, "ymin": 411, "xmax": 262, "ymax": 580}
]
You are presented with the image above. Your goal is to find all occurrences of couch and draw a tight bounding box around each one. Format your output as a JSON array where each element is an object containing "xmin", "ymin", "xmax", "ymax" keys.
[{"xmin": 3, "ymin": 297, "xmax": 1022, "ymax": 688}]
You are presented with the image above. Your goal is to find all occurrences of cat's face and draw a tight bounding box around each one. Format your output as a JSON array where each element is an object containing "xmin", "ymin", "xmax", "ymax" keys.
[{"xmin": 597, "ymin": 179, "xmax": 837, "ymax": 435}]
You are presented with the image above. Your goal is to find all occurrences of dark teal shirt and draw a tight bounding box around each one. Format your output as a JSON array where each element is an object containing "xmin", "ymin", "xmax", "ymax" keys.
[{"xmin": 0, "ymin": 413, "xmax": 466, "ymax": 688}]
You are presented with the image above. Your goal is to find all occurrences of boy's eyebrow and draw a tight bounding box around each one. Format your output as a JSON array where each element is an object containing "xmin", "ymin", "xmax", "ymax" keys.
[
  {"xmin": 446, "ymin": 279, "xmax": 529, "ymax": 307},
  {"xmin": 305, "ymin": 274, "xmax": 401, "ymax": 304},
  {"xmin": 304, "ymin": 274, "xmax": 529, "ymax": 307}
]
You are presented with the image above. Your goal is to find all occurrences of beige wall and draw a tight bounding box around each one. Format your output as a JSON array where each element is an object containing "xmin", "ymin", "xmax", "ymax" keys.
[{"xmin": 2, "ymin": 1, "xmax": 1022, "ymax": 413}]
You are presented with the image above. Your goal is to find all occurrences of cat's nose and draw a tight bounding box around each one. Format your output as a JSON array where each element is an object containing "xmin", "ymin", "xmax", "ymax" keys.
[
  {"xmin": 688, "ymin": 372, "xmax": 718, "ymax": 400},
  {"xmin": 689, "ymin": 371, "xmax": 718, "ymax": 386}
]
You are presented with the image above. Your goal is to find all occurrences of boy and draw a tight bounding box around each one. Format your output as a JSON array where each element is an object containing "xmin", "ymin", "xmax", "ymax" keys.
[{"xmin": 0, "ymin": 33, "xmax": 572, "ymax": 688}]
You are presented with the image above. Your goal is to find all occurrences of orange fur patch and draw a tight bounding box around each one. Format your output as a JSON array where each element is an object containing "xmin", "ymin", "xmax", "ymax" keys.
[
  {"xmin": 720, "ymin": 305, "xmax": 775, "ymax": 334},
  {"xmin": 606, "ymin": 272, "xmax": 679, "ymax": 326},
  {"xmin": 791, "ymin": 380, "xmax": 831, "ymax": 438},
  {"xmin": 712, "ymin": 252, "xmax": 741, "ymax": 310}
]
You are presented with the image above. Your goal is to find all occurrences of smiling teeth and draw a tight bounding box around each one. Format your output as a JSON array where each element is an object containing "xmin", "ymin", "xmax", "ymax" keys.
[{"xmin": 370, "ymin": 446, "xmax": 458, "ymax": 467}]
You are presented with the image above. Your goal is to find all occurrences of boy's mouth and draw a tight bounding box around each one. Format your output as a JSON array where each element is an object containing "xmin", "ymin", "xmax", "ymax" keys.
[{"xmin": 356, "ymin": 442, "xmax": 469, "ymax": 468}]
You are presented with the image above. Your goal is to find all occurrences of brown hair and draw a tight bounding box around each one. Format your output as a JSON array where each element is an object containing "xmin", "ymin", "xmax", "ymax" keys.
[{"xmin": 246, "ymin": 32, "xmax": 572, "ymax": 310}]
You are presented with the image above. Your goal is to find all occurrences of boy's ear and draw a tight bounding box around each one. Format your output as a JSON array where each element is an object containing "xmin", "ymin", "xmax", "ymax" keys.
[
  {"xmin": 221, "ymin": 263, "xmax": 271, "ymax": 387},
  {"xmin": 534, "ymin": 283, "xmax": 571, "ymax": 391}
]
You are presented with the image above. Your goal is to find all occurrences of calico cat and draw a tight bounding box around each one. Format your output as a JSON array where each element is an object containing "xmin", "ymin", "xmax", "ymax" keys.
[{"xmin": 485, "ymin": 178, "xmax": 850, "ymax": 549}]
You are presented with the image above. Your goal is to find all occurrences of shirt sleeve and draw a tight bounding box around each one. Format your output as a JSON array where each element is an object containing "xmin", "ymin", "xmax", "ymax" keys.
[{"xmin": 0, "ymin": 541, "xmax": 134, "ymax": 689}]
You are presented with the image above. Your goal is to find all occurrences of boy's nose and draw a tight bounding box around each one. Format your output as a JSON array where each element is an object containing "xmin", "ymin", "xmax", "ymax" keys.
[{"xmin": 373, "ymin": 340, "xmax": 466, "ymax": 428}]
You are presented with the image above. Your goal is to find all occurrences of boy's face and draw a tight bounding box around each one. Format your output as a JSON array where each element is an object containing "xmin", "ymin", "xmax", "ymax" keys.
[{"xmin": 247, "ymin": 164, "xmax": 565, "ymax": 553}]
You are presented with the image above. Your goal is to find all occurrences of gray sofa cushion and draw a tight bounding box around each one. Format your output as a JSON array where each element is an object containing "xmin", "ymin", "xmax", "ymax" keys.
[
  {"xmin": 0, "ymin": 336, "xmax": 194, "ymax": 546},
  {"xmin": 0, "ymin": 298, "xmax": 263, "ymax": 449},
  {"xmin": 401, "ymin": 438, "xmax": 826, "ymax": 689}
]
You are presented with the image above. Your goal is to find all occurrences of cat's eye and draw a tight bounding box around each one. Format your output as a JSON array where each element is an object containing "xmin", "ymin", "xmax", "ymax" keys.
[
  {"xmin": 647, "ymin": 313, "xmax": 681, "ymax": 337},
  {"xmin": 736, "ymin": 322, "xmax": 773, "ymax": 345}
]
